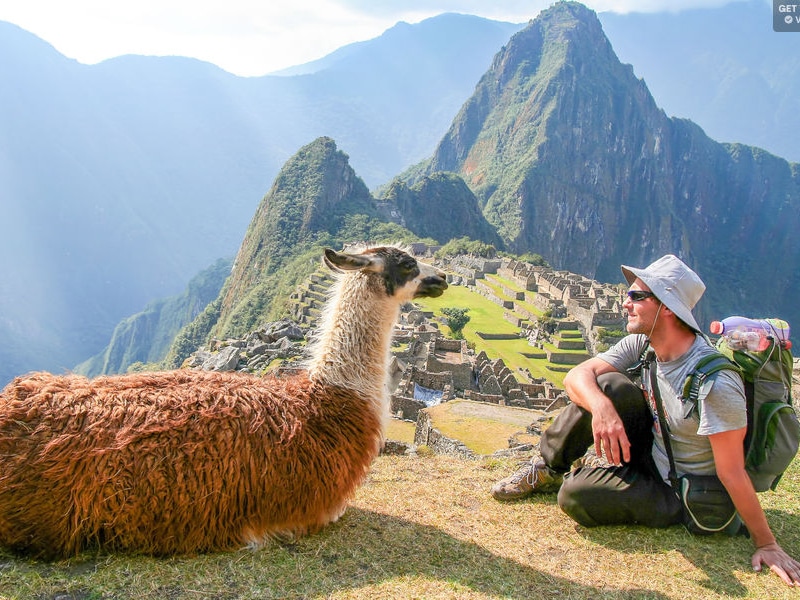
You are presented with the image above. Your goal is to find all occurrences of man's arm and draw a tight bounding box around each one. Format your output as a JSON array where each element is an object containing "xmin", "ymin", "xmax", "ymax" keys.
[
  {"xmin": 563, "ymin": 357, "xmax": 631, "ymax": 465},
  {"xmin": 710, "ymin": 429, "xmax": 800, "ymax": 586}
]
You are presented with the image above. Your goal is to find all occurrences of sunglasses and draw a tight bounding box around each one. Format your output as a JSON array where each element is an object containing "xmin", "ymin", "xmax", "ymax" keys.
[{"xmin": 626, "ymin": 290, "xmax": 656, "ymax": 302}]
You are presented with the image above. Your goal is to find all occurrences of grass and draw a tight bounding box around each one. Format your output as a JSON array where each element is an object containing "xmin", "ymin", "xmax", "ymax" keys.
[
  {"xmin": 415, "ymin": 282, "xmax": 568, "ymax": 388},
  {"xmin": 423, "ymin": 399, "xmax": 540, "ymax": 455},
  {"xmin": 3, "ymin": 273, "xmax": 797, "ymax": 598},
  {"xmin": 386, "ymin": 418, "xmax": 416, "ymax": 444},
  {"xmin": 2, "ymin": 454, "xmax": 799, "ymax": 599}
]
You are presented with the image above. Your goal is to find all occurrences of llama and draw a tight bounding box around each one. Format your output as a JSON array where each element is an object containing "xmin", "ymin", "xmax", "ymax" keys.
[{"xmin": 0, "ymin": 245, "xmax": 447, "ymax": 558}]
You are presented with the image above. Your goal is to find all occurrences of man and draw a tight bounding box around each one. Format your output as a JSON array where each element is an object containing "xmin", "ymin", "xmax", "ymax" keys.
[{"xmin": 491, "ymin": 254, "xmax": 800, "ymax": 587}]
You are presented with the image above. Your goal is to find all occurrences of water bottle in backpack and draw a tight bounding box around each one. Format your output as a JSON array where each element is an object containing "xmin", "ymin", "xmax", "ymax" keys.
[{"xmin": 709, "ymin": 316, "xmax": 792, "ymax": 352}]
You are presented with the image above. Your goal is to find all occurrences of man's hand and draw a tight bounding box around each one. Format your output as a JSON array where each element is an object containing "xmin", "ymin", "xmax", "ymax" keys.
[
  {"xmin": 753, "ymin": 542, "xmax": 800, "ymax": 586},
  {"xmin": 564, "ymin": 356, "xmax": 631, "ymax": 466},
  {"xmin": 591, "ymin": 404, "xmax": 630, "ymax": 466}
]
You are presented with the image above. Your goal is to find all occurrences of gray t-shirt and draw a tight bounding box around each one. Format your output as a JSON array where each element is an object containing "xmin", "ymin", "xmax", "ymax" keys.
[{"xmin": 598, "ymin": 334, "xmax": 746, "ymax": 481}]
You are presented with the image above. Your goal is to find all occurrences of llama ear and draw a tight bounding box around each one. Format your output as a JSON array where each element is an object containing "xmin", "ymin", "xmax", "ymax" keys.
[{"xmin": 324, "ymin": 248, "xmax": 374, "ymax": 272}]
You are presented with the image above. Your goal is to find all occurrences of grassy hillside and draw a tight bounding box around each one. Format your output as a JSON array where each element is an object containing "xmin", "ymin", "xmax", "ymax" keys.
[{"xmin": 2, "ymin": 453, "xmax": 798, "ymax": 599}]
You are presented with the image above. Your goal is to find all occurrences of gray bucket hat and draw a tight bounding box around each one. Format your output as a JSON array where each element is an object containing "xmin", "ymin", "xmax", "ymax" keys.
[{"xmin": 620, "ymin": 254, "xmax": 705, "ymax": 333}]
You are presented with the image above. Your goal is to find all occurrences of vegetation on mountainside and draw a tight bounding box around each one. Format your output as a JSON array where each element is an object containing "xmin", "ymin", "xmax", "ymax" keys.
[
  {"xmin": 379, "ymin": 173, "xmax": 504, "ymax": 248},
  {"xmin": 75, "ymin": 258, "xmax": 232, "ymax": 377},
  {"xmin": 162, "ymin": 299, "xmax": 223, "ymax": 369},
  {"xmin": 163, "ymin": 225, "xmax": 436, "ymax": 368},
  {"xmin": 514, "ymin": 251, "xmax": 550, "ymax": 267},
  {"xmin": 211, "ymin": 226, "xmax": 432, "ymax": 340},
  {"xmin": 206, "ymin": 137, "xmax": 448, "ymax": 344},
  {"xmin": 436, "ymin": 236, "xmax": 497, "ymax": 258}
]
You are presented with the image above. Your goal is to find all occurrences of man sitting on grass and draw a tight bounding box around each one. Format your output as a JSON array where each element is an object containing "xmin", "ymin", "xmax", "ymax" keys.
[{"xmin": 491, "ymin": 254, "xmax": 800, "ymax": 587}]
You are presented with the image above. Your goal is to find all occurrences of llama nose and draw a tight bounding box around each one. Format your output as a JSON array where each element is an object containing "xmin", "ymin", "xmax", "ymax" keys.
[{"xmin": 429, "ymin": 272, "xmax": 447, "ymax": 287}]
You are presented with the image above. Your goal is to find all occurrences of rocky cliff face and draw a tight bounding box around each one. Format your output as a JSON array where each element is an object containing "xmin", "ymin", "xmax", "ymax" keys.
[
  {"xmin": 379, "ymin": 172, "xmax": 504, "ymax": 249},
  {"xmin": 75, "ymin": 259, "xmax": 231, "ymax": 377},
  {"xmin": 412, "ymin": 1, "xmax": 800, "ymax": 329}
]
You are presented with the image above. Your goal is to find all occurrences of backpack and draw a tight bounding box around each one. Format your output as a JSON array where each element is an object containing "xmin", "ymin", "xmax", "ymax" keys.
[{"xmin": 683, "ymin": 334, "xmax": 799, "ymax": 492}]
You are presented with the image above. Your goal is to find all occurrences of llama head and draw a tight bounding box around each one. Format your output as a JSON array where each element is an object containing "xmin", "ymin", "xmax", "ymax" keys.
[{"xmin": 323, "ymin": 246, "xmax": 447, "ymax": 301}]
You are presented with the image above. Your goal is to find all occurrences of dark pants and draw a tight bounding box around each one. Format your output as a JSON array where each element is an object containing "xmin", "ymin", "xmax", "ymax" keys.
[{"xmin": 541, "ymin": 372, "xmax": 683, "ymax": 528}]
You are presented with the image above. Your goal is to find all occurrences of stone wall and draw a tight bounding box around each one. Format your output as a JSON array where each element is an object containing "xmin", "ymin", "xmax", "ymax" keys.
[
  {"xmin": 497, "ymin": 258, "xmax": 542, "ymax": 292},
  {"xmin": 474, "ymin": 279, "xmax": 514, "ymax": 309},
  {"xmin": 425, "ymin": 346, "xmax": 474, "ymax": 392},
  {"xmin": 391, "ymin": 395, "xmax": 427, "ymax": 421},
  {"xmin": 414, "ymin": 410, "xmax": 477, "ymax": 459}
]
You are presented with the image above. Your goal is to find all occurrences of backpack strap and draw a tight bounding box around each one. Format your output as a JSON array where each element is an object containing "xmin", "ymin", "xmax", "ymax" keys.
[
  {"xmin": 644, "ymin": 348, "xmax": 680, "ymax": 489},
  {"xmin": 626, "ymin": 338, "xmax": 653, "ymax": 380},
  {"xmin": 682, "ymin": 352, "xmax": 742, "ymax": 419}
]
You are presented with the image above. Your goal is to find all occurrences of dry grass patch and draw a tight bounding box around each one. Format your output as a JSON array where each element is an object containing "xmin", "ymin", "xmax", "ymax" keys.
[
  {"xmin": 2, "ymin": 454, "xmax": 799, "ymax": 599},
  {"xmin": 386, "ymin": 417, "xmax": 417, "ymax": 444},
  {"xmin": 423, "ymin": 399, "xmax": 540, "ymax": 455}
]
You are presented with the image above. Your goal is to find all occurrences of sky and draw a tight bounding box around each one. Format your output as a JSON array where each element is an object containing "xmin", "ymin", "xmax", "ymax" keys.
[{"xmin": 0, "ymin": 0, "xmax": 751, "ymax": 77}]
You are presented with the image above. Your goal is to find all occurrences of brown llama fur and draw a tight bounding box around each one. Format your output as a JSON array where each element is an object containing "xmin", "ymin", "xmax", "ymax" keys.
[{"xmin": 0, "ymin": 246, "xmax": 447, "ymax": 558}]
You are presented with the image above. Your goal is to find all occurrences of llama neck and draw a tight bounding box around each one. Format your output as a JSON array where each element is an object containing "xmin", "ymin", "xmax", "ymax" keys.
[{"xmin": 307, "ymin": 273, "xmax": 399, "ymax": 405}]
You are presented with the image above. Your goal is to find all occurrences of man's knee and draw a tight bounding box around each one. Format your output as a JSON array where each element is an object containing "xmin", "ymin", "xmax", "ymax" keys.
[{"xmin": 596, "ymin": 372, "xmax": 645, "ymax": 409}]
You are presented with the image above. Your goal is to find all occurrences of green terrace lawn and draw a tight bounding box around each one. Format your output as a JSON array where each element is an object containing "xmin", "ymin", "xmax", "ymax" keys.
[
  {"xmin": 415, "ymin": 279, "xmax": 571, "ymax": 388},
  {"xmin": 415, "ymin": 283, "xmax": 535, "ymax": 373}
]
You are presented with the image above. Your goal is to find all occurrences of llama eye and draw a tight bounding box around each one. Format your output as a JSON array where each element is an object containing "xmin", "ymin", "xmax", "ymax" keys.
[
  {"xmin": 398, "ymin": 258, "xmax": 418, "ymax": 274},
  {"xmin": 401, "ymin": 264, "xmax": 419, "ymax": 278}
]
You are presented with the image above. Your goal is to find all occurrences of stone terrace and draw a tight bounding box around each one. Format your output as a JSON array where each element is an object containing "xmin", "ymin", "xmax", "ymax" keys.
[{"xmin": 192, "ymin": 248, "xmax": 631, "ymax": 457}]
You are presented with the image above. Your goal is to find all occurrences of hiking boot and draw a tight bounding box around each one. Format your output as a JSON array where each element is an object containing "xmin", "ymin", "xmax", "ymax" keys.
[{"xmin": 491, "ymin": 458, "xmax": 563, "ymax": 501}]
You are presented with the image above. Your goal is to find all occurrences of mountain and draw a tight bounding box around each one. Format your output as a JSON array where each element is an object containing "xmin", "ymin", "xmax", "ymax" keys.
[
  {"xmin": 88, "ymin": 138, "xmax": 511, "ymax": 374},
  {"xmin": 402, "ymin": 1, "xmax": 800, "ymax": 330},
  {"xmin": 598, "ymin": 0, "xmax": 800, "ymax": 164},
  {"xmin": 206, "ymin": 136, "xmax": 510, "ymax": 346},
  {"xmin": 3, "ymin": 2, "xmax": 800, "ymax": 385},
  {"xmin": 161, "ymin": 137, "xmax": 434, "ymax": 366},
  {"xmin": 379, "ymin": 173, "xmax": 504, "ymax": 249},
  {"xmin": 213, "ymin": 137, "xmax": 383, "ymax": 340},
  {"xmin": 74, "ymin": 258, "xmax": 232, "ymax": 377},
  {"xmin": 0, "ymin": 15, "xmax": 522, "ymax": 386}
]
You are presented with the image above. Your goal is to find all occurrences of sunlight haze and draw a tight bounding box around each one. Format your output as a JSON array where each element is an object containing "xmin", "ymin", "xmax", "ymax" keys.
[{"xmin": 0, "ymin": 0, "xmax": 750, "ymax": 76}]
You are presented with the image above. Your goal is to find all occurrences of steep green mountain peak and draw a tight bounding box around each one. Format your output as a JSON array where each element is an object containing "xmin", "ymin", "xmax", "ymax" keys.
[{"xmin": 212, "ymin": 137, "xmax": 377, "ymax": 338}]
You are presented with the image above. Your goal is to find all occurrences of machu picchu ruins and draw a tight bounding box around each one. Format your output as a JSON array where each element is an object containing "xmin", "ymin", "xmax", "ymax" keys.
[{"xmin": 182, "ymin": 246, "xmax": 632, "ymax": 457}]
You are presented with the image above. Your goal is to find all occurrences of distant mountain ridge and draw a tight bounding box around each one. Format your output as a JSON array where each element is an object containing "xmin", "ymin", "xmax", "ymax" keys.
[
  {"xmin": 0, "ymin": 14, "xmax": 522, "ymax": 385},
  {"xmin": 75, "ymin": 258, "xmax": 232, "ymax": 377},
  {"xmin": 598, "ymin": 1, "xmax": 800, "ymax": 164},
  {"xmin": 2, "ymin": 1, "xmax": 799, "ymax": 384}
]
